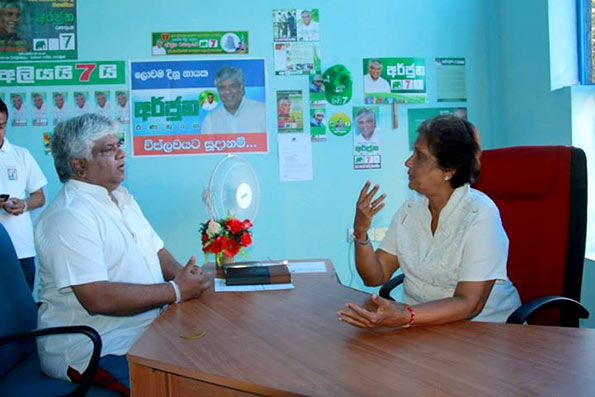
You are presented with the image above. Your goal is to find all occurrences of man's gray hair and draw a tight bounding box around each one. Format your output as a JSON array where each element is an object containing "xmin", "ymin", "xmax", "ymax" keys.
[
  {"xmin": 51, "ymin": 114, "xmax": 119, "ymax": 183},
  {"xmin": 214, "ymin": 66, "xmax": 245, "ymax": 86},
  {"xmin": 355, "ymin": 107, "xmax": 376, "ymax": 123},
  {"xmin": 367, "ymin": 59, "xmax": 382, "ymax": 69}
]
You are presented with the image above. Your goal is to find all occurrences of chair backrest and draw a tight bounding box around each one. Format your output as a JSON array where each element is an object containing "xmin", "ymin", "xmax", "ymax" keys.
[
  {"xmin": 0, "ymin": 223, "xmax": 37, "ymax": 379},
  {"xmin": 472, "ymin": 146, "xmax": 587, "ymax": 326}
]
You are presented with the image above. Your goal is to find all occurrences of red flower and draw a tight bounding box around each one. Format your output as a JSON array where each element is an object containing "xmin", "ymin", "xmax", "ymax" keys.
[
  {"xmin": 242, "ymin": 219, "xmax": 253, "ymax": 229},
  {"xmin": 225, "ymin": 218, "xmax": 244, "ymax": 234},
  {"xmin": 240, "ymin": 231, "xmax": 252, "ymax": 247},
  {"xmin": 201, "ymin": 233, "xmax": 209, "ymax": 244},
  {"xmin": 208, "ymin": 235, "xmax": 227, "ymax": 254},
  {"xmin": 225, "ymin": 238, "xmax": 240, "ymax": 257}
]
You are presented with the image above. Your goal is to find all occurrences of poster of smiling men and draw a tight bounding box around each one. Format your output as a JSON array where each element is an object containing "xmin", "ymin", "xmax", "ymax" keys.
[{"xmin": 130, "ymin": 59, "xmax": 267, "ymax": 156}]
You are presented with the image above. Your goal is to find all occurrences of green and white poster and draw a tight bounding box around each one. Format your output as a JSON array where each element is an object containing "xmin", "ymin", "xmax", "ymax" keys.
[
  {"xmin": 363, "ymin": 57, "xmax": 426, "ymax": 105},
  {"xmin": 309, "ymin": 108, "xmax": 326, "ymax": 142},
  {"xmin": 0, "ymin": 60, "xmax": 126, "ymax": 86},
  {"xmin": 407, "ymin": 107, "xmax": 467, "ymax": 149},
  {"xmin": 273, "ymin": 9, "xmax": 319, "ymax": 42},
  {"xmin": 436, "ymin": 58, "xmax": 467, "ymax": 102},
  {"xmin": 353, "ymin": 106, "xmax": 381, "ymax": 170},
  {"xmin": 0, "ymin": 0, "xmax": 77, "ymax": 61},
  {"xmin": 328, "ymin": 112, "xmax": 351, "ymax": 136},
  {"xmin": 274, "ymin": 42, "xmax": 320, "ymax": 76},
  {"xmin": 151, "ymin": 31, "xmax": 248, "ymax": 56},
  {"xmin": 273, "ymin": 9, "xmax": 320, "ymax": 76}
]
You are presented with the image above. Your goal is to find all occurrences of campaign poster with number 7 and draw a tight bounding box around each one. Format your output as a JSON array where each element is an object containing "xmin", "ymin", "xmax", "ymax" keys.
[{"xmin": 0, "ymin": 0, "xmax": 78, "ymax": 61}]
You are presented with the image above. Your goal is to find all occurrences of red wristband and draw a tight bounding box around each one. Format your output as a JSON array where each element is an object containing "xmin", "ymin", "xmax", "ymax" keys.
[{"xmin": 403, "ymin": 304, "xmax": 415, "ymax": 328}]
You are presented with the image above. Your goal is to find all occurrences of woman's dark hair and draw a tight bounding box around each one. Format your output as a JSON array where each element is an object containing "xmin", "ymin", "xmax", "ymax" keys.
[{"xmin": 417, "ymin": 115, "xmax": 480, "ymax": 188}]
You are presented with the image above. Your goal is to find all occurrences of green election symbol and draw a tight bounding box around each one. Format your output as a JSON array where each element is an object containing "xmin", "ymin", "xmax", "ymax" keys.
[
  {"xmin": 322, "ymin": 65, "xmax": 352, "ymax": 105},
  {"xmin": 328, "ymin": 112, "xmax": 352, "ymax": 136}
]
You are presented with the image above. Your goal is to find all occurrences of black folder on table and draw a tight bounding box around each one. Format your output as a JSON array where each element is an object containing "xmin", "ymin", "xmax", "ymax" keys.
[{"xmin": 224, "ymin": 264, "xmax": 291, "ymax": 286}]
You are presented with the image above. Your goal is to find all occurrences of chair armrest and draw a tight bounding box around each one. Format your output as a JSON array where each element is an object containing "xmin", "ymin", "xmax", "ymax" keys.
[
  {"xmin": 0, "ymin": 325, "xmax": 102, "ymax": 397},
  {"xmin": 379, "ymin": 274, "xmax": 404, "ymax": 301},
  {"xmin": 506, "ymin": 295, "xmax": 590, "ymax": 325}
]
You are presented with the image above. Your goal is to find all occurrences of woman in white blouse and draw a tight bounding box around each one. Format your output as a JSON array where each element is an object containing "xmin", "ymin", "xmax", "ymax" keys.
[{"xmin": 338, "ymin": 115, "xmax": 521, "ymax": 329}]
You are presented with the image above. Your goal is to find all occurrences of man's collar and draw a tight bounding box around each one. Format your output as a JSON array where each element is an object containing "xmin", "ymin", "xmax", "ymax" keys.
[
  {"xmin": 66, "ymin": 179, "xmax": 111, "ymax": 197},
  {"xmin": 0, "ymin": 137, "xmax": 11, "ymax": 152},
  {"xmin": 66, "ymin": 179, "xmax": 130, "ymax": 203}
]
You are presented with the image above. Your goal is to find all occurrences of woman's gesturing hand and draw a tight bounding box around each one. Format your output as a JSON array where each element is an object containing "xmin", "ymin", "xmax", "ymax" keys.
[
  {"xmin": 338, "ymin": 294, "xmax": 411, "ymax": 329},
  {"xmin": 353, "ymin": 181, "xmax": 386, "ymax": 238}
]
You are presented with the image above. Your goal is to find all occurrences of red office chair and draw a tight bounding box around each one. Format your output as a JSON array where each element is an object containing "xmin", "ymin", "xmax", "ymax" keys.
[
  {"xmin": 380, "ymin": 146, "xmax": 589, "ymax": 327},
  {"xmin": 473, "ymin": 146, "xmax": 588, "ymax": 326}
]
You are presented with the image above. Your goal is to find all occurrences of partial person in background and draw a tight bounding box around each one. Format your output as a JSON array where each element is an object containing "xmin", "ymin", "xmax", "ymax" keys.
[
  {"xmin": 363, "ymin": 59, "xmax": 390, "ymax": 94},
  {"xmin": 35, "ymin": 114, "xmax": 211, "ymax": 395},
  {"xmin": 0, "ymin": 97, "xmax": 47, "ymax": 291},
  {"xmin": 202, "ymin": 66, "xmax": 266, "ymax": 133},
  {"xmin": 287, "ymin": 10, "xmax": 297, "ymax": 38},
  {"xmin": 338, "ymin": 115, "xmax": 521, "ymax": 329}
]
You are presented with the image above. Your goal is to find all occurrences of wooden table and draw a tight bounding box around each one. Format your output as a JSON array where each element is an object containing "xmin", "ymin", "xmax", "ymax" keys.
[{"xmin": 128, "ymin": 260, "xmax": 595, "ymax": 396}]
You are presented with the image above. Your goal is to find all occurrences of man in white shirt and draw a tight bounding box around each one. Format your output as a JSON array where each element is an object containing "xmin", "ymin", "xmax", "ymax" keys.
[
  {"xmin": 201, "ymin": 92, "xmax": 218, "ymax": 111},
  {"xmin": 115, "ymin": 91, "xmax": 130, "ymax": 124},
  {"xmin": 31, "ymin": 92, "xmax": 48, "ymax": 126},
  {"xmin": 202, "ymin": 66, "xmax": 266, "ymax": 133},
  {"xmin": 94, "ymin": 91, "xmax": 111, "ymax": 117},
  {"xmin": 73, "ymin": 92, "xmax": 89, "ymax": 115},
  {"xmin": 297, "ymin": 9, "xmax": 319, "ymax": 41},
  {"xmin": 0, "ymin": 98, "xmax": 47, "ymax": 291},
  {"xmin": 9, "ymin": 92, "xmax": 26, "ymax": 126},
  {"xmin": 152, "ymin": 39, "xmax": 166, "ymax": 55},
  {"xmin": 363, "ymin": 59, "xmax": 391, "ymax": 94},
  {"xmin": 35, "ymin": 114, "xmax": 211, "ymax": 394},
  {"xmin": 52, "ymin": 92, "xmax": 70, "ymax": 125},
  {"xmin": 353, "ymin": 107, "xmax": 379, "ymax": 145}
]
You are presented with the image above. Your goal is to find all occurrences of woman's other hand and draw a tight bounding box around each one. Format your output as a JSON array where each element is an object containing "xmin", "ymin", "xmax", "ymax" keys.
[{"xmin": 354, "ymin": 181, "xmax": 386, "ymax": 239}]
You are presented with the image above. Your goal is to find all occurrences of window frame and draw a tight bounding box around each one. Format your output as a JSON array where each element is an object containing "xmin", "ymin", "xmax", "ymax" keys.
[{"xmin": 577, "ymin": 0, "xmax": 593, "ymax": 84}]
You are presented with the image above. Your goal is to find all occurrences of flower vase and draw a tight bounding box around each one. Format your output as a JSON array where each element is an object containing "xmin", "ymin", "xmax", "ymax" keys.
[{"xmin": 216, "ymin": 254, "xmax": 235, "ymax": 268}]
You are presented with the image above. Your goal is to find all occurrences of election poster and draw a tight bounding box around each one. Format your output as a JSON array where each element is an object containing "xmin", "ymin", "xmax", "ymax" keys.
[
  {"xmin": 276, "ymin": 90, "xmax": 303, "ymax": 133},
  {"xmin": 436, "ymin": 57, "xmax": 467, "ymax": 102},
  {"xmin": 0, "ymin": 60, "xmax": 127, "ymax": 129},
  {"xmin": 130, "ymin": 59, "xmax": 267, "ymax": 156},
  {"xmin": 273, "ymin": 9, "xmax": 319, "ymax": 42},
  {"xmin": 353, "ymin": 106, "xmax": 381, "ymax": 170},
  {"xmin": 363, "ymin": 57, "xmax": 427, "ymax": 105},
  {"xmin": 151, "ymin": 31, "xmax": 248, "ymax": 56},
  {"xmin": 0, "ymin": 60, "xmax": 126, "ymax": 86},
  {"xmin": 0, "ymin": 0, "xmax": 77, "ymax": 61}
]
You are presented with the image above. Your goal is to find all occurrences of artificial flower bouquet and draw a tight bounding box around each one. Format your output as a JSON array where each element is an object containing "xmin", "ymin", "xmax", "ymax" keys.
[{"xmin": 200, "ymin": 216, "xmax": 253, "ymax": 266}]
